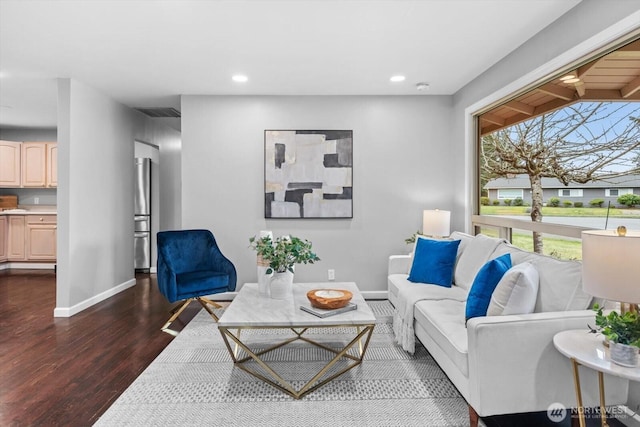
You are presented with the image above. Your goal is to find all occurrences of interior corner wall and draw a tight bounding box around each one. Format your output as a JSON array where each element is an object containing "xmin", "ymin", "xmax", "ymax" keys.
[
  {"xmin": 181, "ymin": 95, "xmax": 455, "ymax": 292},
  {"xmin": 55, "ymin": 78, "xmax": 181, "ymax": 316},
  {"xmin": 56, "ymin": 78, "xmax": 136, "ymax": 314},
  {"xmin": 450, "ymin": 0, "xmax": 640, "ymax": 229}
]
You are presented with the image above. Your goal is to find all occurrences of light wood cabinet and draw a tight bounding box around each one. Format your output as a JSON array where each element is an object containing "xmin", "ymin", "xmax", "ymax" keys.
[
  {"xmin": 7, "ymin": 216, "xmax": 26, "ymax": 261},
  {"xmin": 1, "ymin": 141, "xmax": 57, "ymax": 188},
  {"xmin": 0, "ymin": 216, "xmax": 7, "ymax": 262},
  {"xmin": 0, "ymin": 140, "xmax": 21, "ymax": 187},
  {"xmin": 2, "ymin": 214, "xmax": 57, "ymax": 263},
  {"xmin": 25, "ymin": 215, "xmax": 56, "ymax": 260},
  {"xmin": 46, "ymin": 143, "xmax": 58, "ymax": 187},
  {"xmin": 21, "ymin": 142, "xmax": 47, "ymax": 187}
]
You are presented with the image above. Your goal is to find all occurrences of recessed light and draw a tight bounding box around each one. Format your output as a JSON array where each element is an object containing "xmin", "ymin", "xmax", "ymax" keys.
[
  {"xmin": 416, "ymin": 82, "xmax": 430, "ymax": 91},
  {"xmin": 232, "ymin": 75, "xmax": 248, "ymax": 83},
  {"xmin": 560, "ymin": 74, "xmax": 577, "ymax": 81},
  {"xmin": 563, "ymin": 78, "xmax": 581, "ymax": 84},
  {"xmin": 390, "ymin": 75, "xmax": 406, "ymax": 82}
]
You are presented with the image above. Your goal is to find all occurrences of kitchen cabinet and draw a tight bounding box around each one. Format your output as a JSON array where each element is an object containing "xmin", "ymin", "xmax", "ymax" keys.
[
  {"xmin": 7, "ymin": 216, "xmax": 26, "ymax": 261},
  {"xmin": 46, "ymin": 143, "xmax": 58, "ymax": 187},
  {"xmin": 21, "ymin": 142, "xmax": 47, "ymax": 187},
  {"xmin": 0, "ymin": 140, "xmax": 21, "ymax": 187},
  {"xmin": 0, "ymin": 141, "xmax": 57, "ymax": 188},
  {"xmin": 0, "ymin": 216, "xmax": 7, "ymax": 262},
  {"xmin": 25, "ymin": 215, "xmax": 56, "ymax": 260}
]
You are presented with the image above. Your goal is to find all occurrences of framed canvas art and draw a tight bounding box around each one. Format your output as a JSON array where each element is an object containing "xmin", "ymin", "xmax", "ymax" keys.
[{"xmin": 264, "ymin": 130, "xmax": 353, "ymax": 218}]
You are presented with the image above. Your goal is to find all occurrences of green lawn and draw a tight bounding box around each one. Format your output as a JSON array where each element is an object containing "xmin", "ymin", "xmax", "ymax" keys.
[
  {"xmin": 480, "ymin": 228, "xmax": 582, "ymax": 260},
  {"xmin": 480, "ymin": 206, "xmax": 640, "ymax": 217},
  {"xmin": 477, "ymin": 206, "xmax": 640, "ymax": 260}
]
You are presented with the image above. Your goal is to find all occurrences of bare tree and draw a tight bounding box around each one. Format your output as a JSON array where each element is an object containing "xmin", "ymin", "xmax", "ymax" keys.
[{"xmin": 481, "ymin": 102, "xmax": 640, "ymax": 253}]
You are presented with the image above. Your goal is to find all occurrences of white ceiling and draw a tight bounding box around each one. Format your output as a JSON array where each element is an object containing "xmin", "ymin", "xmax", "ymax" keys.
[{"xmin": 0, "ymin": 0, "xmax": 582, "ymax": 129}]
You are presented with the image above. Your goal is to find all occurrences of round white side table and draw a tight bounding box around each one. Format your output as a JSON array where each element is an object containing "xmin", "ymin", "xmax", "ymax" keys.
[{"xmin": 553, "ymin": 329, "xmax": 640, "ymax": 427}]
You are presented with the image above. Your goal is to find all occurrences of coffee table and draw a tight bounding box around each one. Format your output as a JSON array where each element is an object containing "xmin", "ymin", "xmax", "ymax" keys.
[{"xmin": 217, "ymin": 281, "xmax": 376, "ymax": 399}]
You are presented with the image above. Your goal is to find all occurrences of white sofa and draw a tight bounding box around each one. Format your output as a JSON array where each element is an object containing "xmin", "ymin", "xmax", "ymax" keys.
[{"xmin": 388, "ymin": 231, "xmax": 629, "ymax": 426}]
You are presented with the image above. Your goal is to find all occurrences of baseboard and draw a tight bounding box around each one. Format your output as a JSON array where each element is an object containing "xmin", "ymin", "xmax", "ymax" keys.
[
  {"xmin": 53, "ymin": 278, "xmax": 137, "ymax": 317},
  {"xmin": 0, "ymin": 262, "xmax": 56, "ymax": 270},
  {"xmin": 150, "ymin": 266, "xmax": 157, "ymax": 274}
]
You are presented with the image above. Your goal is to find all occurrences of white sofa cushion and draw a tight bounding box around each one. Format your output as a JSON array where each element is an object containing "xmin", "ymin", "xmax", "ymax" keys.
[
  {"xmin": 454, "ymin": 234, "xmax": 506, "ymax": 290},
  {"xmin": 414, "ymin": 299, "xmax": 469, "ymax": 376},
  {"xmin": 388, "ymin": 274, "xmax": 468, "ymax": 307},
  {"xmin": 487, "ymin": 262, "xmax": 539, "ymax": 316},
  {"xmin": 492, "ymin": 243, "xmax": 592, "ymax": 312}
]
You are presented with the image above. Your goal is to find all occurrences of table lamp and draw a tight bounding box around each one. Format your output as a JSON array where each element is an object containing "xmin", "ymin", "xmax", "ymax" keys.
[
  {"xmin": 582, "ymin": 228, "xmax": 640, "ymax": 313},
  {"xmin": 422, "ymin": 209, "xmax": 451, "ymax": 238}
]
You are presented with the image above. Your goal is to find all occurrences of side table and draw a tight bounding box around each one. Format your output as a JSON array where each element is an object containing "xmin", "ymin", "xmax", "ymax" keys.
[{"xmin": 553, "ymin": 329, "xmax": 640, "ymax": 427}]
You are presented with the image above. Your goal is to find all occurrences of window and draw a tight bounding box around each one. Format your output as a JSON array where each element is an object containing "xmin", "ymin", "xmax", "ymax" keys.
[
  {"xmin": 605, "ymin": 188, "xmax": 633, "ymax": 197},
  {"xmin": 557, "ymin": 189, "xmax": 583, "ymax": 197},
  {"xmin": 497, "ymin": 189, "xmax": 523, "ymax": 199}
]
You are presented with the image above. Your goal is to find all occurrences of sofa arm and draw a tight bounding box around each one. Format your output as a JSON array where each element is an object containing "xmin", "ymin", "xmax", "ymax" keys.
[
  {"xmin": 466, "ymin": 311, "xmax": 628, "ymax": 416},
  {"xmin": 388, "ymin": 255, "xmax": 411, "ymax": 275}
]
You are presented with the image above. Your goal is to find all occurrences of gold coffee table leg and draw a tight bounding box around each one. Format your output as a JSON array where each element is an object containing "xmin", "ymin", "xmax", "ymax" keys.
[{"xmin": 218, "ymin": 324, "xmax": 375, "ymax": 399}]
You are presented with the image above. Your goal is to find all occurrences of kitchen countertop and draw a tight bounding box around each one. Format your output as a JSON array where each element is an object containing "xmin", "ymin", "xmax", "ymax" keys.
[{"xmin": 0, "ymin": 206, "xmax": 57, "ymax": 215}]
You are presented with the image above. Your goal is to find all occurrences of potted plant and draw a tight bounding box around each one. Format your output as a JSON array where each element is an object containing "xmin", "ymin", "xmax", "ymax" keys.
[
  {"xmin": 249, "ymin": 235, "xmax": 320, "ymax": 299},
  {"xmin": 593, "ymin": 304, "xmax": 640, "ymax": 367}
]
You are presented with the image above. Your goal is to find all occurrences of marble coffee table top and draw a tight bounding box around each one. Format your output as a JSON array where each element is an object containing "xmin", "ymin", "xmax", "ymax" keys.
[{"xmin": 218, "ymin": 282, "xmax": 375, "ymax": 328}]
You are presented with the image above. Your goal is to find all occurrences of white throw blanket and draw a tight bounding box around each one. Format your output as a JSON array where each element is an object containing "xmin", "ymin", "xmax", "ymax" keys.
[{"xmin": 393, "ymin": 285, "xmax": 449, "ymax": 354}]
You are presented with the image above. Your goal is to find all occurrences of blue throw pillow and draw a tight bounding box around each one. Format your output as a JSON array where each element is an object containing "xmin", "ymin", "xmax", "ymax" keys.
[
  {"xmin": 465, "ymin": 253, "xmax": 512, "ymax": 322},
  {"xmin": 408, "ymin": 238, "xmax": 461, "ymax": 287}
]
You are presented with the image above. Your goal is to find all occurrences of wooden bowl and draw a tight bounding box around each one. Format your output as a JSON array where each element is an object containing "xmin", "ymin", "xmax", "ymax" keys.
[{"xmin": 307, "ymin": 289, "xmax": 353, "ymax": 309}]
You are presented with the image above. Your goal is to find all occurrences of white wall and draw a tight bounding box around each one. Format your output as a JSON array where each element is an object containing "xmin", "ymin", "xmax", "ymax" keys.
[
  {"xmin": 0, "ymin": 128, "xmax": 57, "ymax": 141},
  {"xmin": 181, "ymin": 95, "xmax": 454, "ymax": 293},
  {"xmin": 55, "ymin": 78, "xmax": 181, "ymax": 316}
]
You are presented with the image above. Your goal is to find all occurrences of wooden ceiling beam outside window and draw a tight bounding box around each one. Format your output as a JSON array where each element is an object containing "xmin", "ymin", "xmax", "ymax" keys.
[
  {"xmin": 504, "ymin": 100, "xmax": 535, "ymax": 115},
  {"xmin": 479, "ymin": 37, "xmax": 640, "ymax": 136},
  {"xmin": 621, "ymin": 75, "xmax": 640, "ymax": 98},
  {"xmin": 536, "ymin": 83, "xmax": 576, "ymax": 101}
]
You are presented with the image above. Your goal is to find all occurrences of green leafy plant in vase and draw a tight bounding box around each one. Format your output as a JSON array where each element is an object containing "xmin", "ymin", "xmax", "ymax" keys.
[
  {"xmin": 249, "ymin": 235, "xmax": 320, "ymax": 299},
  {"xmin": 592, "ymin": 304, "xmax": 640, "ymax": 367}
]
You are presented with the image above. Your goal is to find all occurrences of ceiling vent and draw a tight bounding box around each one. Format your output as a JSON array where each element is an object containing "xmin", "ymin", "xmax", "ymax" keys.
[{"xmin": 135, "ymin": 107, "xmax": 181, "ymax": 118}]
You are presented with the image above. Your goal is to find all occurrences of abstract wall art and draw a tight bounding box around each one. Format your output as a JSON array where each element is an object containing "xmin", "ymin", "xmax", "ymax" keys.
[{"xmin": 264, "ymin": 130, "xmax": 353, "ymax": 218}]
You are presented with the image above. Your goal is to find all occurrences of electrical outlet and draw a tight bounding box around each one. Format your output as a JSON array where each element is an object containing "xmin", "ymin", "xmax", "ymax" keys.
[
  {"xmin": 34, "ymin": 197, "xmax": 39, "ymax": 205},
  {"xmin": 328, "ymin": 269, "xmax": 335, "ymax": 281}
]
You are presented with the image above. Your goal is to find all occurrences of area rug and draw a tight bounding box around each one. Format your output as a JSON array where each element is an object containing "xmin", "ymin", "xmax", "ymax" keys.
[{"xmin": 95, "ymin": 300, "xmax": 476, "ymax": 427}]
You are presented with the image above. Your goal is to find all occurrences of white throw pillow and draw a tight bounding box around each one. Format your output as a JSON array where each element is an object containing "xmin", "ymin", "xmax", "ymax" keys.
[
  {"xmin": 487, "ymin": 262, "xmax": 539, "ymax": 316},
  {"xmin": 453, "ymin": 234, "xmax": 505, "ymax": 290}
]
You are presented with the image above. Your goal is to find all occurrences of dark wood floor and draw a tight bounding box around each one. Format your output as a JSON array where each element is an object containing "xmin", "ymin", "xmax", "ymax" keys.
[
  {"xmin": 0, "ymin": 270, "xmax": 629, "ymax": 427},
  {"xmin": 0, "ymin": 269, "xmax": 200, "ymax": 427}
]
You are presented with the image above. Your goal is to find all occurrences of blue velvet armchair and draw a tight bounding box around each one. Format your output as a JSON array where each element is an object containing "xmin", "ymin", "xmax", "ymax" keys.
[{"xmin": 157, "ymin": 229, "xmax": 237, "ymax": 335}]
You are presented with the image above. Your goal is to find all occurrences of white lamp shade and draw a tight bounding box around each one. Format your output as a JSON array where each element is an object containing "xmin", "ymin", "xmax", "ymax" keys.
[
  {"xmin": 422, "ymin": 209, "xmax": 451, "ymax": 237},
  {"xmin": 582, "ymin": 229, "xmax": 640, "ymax": 304}
]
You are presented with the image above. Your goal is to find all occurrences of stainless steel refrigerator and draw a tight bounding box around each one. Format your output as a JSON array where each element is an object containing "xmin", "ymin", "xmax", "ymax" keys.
[{"xmin": 134, "ymin": 158, "xmax": 151, "ymax": 271}]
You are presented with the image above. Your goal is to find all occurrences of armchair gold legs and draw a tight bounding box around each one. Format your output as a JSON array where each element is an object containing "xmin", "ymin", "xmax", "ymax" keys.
[{"xmin": 161, "ymin": 297, "xmax": 223, "ymax": 336}]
